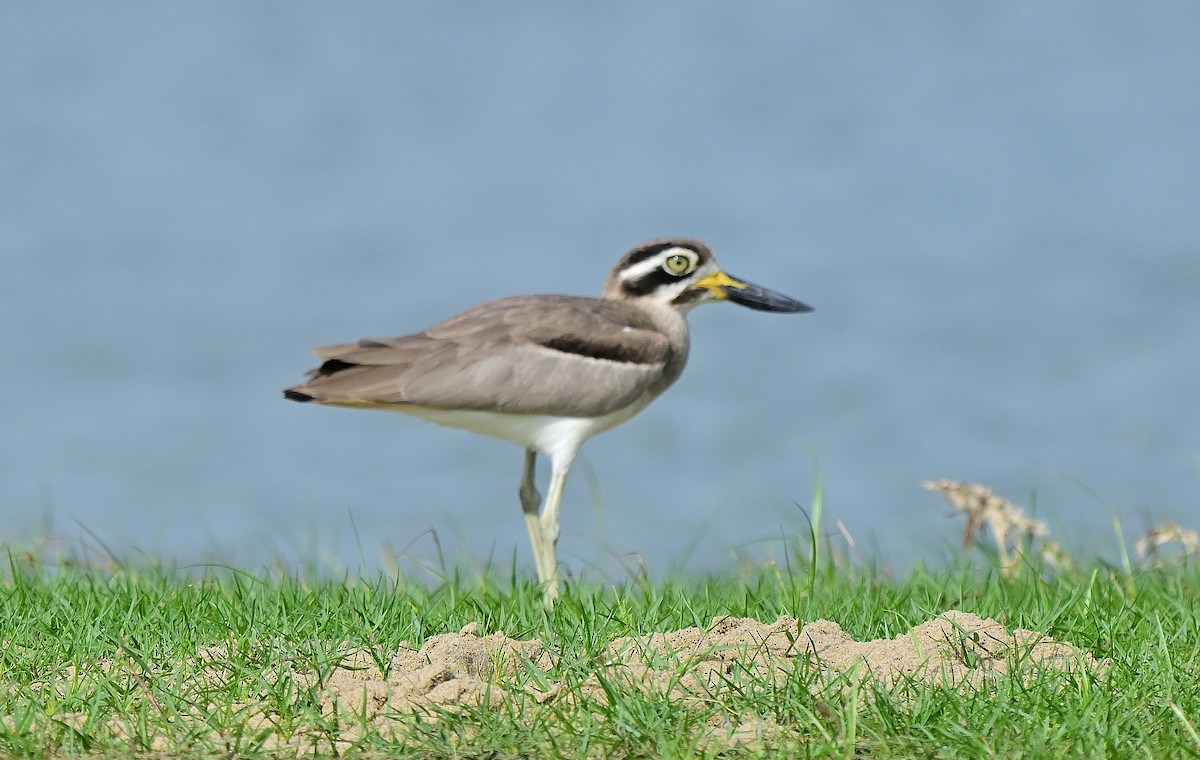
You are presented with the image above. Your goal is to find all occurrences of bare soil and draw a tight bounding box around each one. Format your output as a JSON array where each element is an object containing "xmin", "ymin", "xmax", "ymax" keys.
[{"xmin": 34, "ymin": 610, "xmax": 1106, "ymax": 752}]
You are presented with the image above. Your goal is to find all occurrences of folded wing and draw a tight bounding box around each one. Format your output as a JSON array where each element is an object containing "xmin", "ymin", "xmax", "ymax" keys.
[{"xmin": 285, "ymin": 295, "xmax": 675, "ymax": 417}]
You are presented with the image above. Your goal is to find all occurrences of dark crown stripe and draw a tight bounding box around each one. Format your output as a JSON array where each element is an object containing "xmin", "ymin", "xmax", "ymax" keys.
[{"xmin": 621, "ymin": 241, "xmax": 690, "ymax": 268}]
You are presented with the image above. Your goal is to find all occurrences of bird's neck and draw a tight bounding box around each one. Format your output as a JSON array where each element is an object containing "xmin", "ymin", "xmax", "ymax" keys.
[{"xmin": 620, "ymin": 296, "xmax": 692, "ymax": 395}]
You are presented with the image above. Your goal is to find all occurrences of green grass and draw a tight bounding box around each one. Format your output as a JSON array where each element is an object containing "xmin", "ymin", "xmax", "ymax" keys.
[{"xmin": 2, "ymin": 542, "xmax": 1198, "ymax": 759}]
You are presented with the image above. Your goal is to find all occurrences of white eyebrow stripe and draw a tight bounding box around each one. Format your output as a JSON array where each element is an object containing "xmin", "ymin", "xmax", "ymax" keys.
[{"xmin": 616, "ymin": 247, "xmax": 697, "ymax": 281}]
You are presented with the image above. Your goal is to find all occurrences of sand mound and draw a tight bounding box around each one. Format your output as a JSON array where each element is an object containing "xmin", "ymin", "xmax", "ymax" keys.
[
  {"xmin": 319, "ymin": 621, "xmax": 556, "ymax": 721},
  {"xmin": 797, "ymin": 610, "xmax": 1099, "ymax": 687},
  {"xmin": 308, "ymin": 610, "xmax": 1102, "ymax": 724},
  {"xmin": 27, "ymin": 610, "xmax": 1105, "ymax": 752}
]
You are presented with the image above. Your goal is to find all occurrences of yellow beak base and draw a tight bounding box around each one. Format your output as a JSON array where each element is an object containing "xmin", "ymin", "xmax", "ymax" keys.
[{"xmin": 692, "ymin": 271, "xmax": 747, "ymax": 299}]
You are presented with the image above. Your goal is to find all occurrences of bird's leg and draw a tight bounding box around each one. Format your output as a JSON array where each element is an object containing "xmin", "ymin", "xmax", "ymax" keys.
[
  {"xmin": 519, "ymin": 449, "xmax": 551, "ymax": 585},
  {"xmin": 537, "ymin": 456, "xmax": 572, "ymax": 607}
]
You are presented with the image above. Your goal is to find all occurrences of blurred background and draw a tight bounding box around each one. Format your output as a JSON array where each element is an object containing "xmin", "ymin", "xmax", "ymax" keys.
[{"xmin": 2, "ymin": 2, "xmax": 1197, "ymax": 578}]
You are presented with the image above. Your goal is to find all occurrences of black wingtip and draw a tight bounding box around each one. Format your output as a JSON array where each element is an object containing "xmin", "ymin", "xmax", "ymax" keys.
[{"xmin": 283, "ymin": 388, "xmax": 315, "ymax": 403}]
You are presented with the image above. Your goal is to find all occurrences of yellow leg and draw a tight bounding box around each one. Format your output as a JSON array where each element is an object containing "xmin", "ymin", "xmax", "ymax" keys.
[
  {"xmin": 518, "ymin": 449, "xmax": 553, "ymax": 586},
  {"xmin": 536, "ymin": 458, "xmax": 570, "ymax": 607}
]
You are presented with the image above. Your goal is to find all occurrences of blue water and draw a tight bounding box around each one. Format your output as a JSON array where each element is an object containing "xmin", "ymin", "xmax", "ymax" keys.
[{"xmin": 2, "ymin": 2, "xmax": 1198, "ymax": 577}]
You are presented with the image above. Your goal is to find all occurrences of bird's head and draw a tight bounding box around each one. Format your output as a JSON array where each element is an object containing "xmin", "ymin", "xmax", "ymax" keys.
[{"xmin": 602, "ymin": 237, "xmax": 812, "ymax": 315}]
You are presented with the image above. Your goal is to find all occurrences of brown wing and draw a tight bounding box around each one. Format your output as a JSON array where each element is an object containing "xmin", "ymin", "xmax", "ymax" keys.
[{"xmin": 284, "ymin": 295, "xmax": 677, "ymax": 417}]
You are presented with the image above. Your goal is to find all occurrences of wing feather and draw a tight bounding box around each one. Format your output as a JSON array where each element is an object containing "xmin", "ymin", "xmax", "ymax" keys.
[{"xmin": 285, "ymin": 296, "xmax": 678, "ymax": 417}]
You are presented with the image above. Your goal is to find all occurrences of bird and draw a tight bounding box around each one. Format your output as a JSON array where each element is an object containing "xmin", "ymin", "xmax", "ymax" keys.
[{"xmin": 284, "ymin": 237, "xmax": 811, "ymax": 606}]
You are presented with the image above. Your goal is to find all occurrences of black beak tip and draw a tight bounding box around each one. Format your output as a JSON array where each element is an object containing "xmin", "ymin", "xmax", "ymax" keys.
[
  {"xmin": 761, "ymin": 300, "xmax": 813, "ymax": 314},
  {"xmin": 723, "ymin": 279, "xmax": 813, "ymax": 314},
  {"xmin": 778, "ymin": 299, "xmax": 814, "ymax": 314}
]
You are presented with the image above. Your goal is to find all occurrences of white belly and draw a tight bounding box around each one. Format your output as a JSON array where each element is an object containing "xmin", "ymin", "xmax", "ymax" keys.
[{"xmin": 395, "ymin": 394, "xmax": 655, "ymax": 461}]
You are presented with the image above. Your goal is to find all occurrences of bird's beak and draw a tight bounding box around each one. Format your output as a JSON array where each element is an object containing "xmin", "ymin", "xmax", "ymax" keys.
[{"xmin": 692, "ymin": 271, "xmax": 813, "ymax": 313}]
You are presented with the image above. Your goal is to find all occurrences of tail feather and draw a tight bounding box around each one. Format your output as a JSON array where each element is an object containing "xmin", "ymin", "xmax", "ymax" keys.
[{"xmin": 283, "ymin": 388, "xmax": 315, "ymax": 402}]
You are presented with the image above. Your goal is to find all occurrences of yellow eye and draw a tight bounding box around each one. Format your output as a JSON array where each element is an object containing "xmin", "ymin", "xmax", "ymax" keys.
[{"xmin": 663, "ymin": 253, "xmax": 692, "ymax": 275}]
